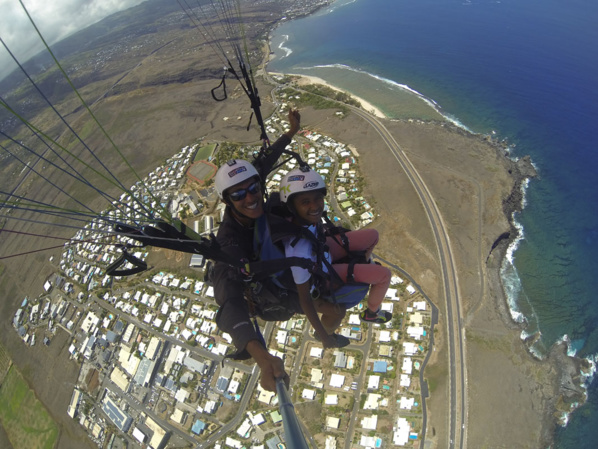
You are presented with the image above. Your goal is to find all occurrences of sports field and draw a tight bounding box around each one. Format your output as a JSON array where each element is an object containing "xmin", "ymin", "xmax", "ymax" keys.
[
  {"xmin": 194, "ymin": 143, "xmax": 217, "ymax": 161},
  {"xmin": 187, "ymin": 160, "xmax": 218, "ymax": 184},
  {"xmin": 0, "ymin": 364, "xmax": 58, "ymax": 449}
]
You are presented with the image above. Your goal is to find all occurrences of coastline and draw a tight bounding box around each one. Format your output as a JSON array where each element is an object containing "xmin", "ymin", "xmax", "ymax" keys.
[
  {"xmin": 270, "ymin": 4, "xmax": 598, "ymax": 445},
  {"xmin": 264, "ymin": 6, "xmax": 598, "ymax": 435},
  {"xmin": 266, "ymin": 58, "xmax": 590, "ymax": 445},
  {"xmin": 1, "ymin": 1, "xmax": 594, "ymax": 447},
  {"xmin": 269, "ymin": 71, "xmax": 387, "ymax": 120}
]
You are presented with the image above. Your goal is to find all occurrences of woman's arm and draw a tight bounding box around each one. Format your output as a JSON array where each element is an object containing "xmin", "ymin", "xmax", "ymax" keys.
[
  {"xmin": 246, "ymin": 339, "xmax": 289, "ymax": 392},
  {"xmin": 296, "ymin": 281, "xmax": 336, "ymax": 348}
]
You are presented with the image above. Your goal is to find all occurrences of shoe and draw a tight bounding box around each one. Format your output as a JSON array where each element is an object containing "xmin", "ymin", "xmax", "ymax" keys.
[
  {"xmin": 314, "ymin": 332, "xmax": 350, "ymax": 348},
  {"xmin": 360, "ymin": 308, "xmax": 392, "ymax": 324}
]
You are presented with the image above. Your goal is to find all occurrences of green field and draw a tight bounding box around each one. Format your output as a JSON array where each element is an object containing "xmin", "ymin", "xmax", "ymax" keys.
[
  {"xmin": 194, "ymin": 143, "xmax": 217, "ymax": 162},
  {"xmin": 0, "ymin": 366, "xmax": 59, "ymax": 449},
  {"xmin": 0, "ymin": 342, "xmax": 11, "ymax": 384}
]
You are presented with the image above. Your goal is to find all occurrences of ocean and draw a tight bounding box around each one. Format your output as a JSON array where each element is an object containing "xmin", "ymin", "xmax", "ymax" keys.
[{"xmin": 268, "ymin": 0, "xmax": 598, "ymax": 447}]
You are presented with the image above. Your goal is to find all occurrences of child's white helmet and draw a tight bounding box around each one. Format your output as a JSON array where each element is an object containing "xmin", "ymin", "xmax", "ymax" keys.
[{"xmin": 279, "ymin": 166, "xmax": 326, "ymax": 203}]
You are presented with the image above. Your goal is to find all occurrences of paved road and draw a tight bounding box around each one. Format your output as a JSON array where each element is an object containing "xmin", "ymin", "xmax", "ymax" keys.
[
  {"xmin": 376, "ymin": 256, "xmax": 439, "ymax": 448},
  {"xmin": 348, "ymin": 106, "xmax": 468, "ymax": 449},
  {"xmin": 344, "ymin": 326, "xmax": 372, "ymax": 449},
  {"xmin": 264, "ymin": 74, "xmax": 468, "ymax": 447},
  {"xmin": 295, "ymin": 326, "xmax": 373, "ymax": 449},
  {"xmin": 201, "ymin": 320, "xmax": 280, "ymax": 447},
  {"xmin": 102, "ymin": 378, "xmax": 198, "ymax": 446},
  {"xmin": 91, "ymin": 80, "xmax": 467, "ymax": 446},
  {"xmin": 202, "ymin": 362, "xmax": 261, "ymax": 447},
  {"xmin": 91, "ymin": 295, "xmax": 228, "ymax": 367}
]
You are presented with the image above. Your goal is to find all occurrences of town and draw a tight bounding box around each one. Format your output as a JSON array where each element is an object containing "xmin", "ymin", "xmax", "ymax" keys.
[{"xmin": 11, "ymin": 106, "xmax": 436, "ymax": 449}]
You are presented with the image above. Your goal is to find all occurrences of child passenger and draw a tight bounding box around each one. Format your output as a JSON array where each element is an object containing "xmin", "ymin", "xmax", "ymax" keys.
[{"xmin": 279, "ymin": 166, "xmax": 393, "ymax": 348}]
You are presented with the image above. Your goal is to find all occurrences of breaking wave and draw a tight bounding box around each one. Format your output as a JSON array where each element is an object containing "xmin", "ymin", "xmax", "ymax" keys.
[
  {"xmin": 319, "ymin": 0, "xmax": 358, "ymax": 16},
  {"xmin": 278, "ymin": 35, "xmax": 292, "ymax": 58},
  {"xmin": 557, "ymin": 351, "xmax": 597, "ymax": 427},
  {"xmin": 500, "ymin": 206, "xmax": 528, "ymax": 322},
  {"xmin": 582, "ymin": 354, "xmax": 597, "ymax": 387},
  {"xmin": 300, "ymin": 63, "xmax": 474, "ymax": 131}
]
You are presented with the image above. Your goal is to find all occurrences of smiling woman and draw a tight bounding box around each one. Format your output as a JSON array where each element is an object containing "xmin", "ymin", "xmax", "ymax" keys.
[
  {"xmin": 0, "ymin": 0, "xmax": 275, "ymax": 267},
  {"xmin": 0, "ymin": 2, "xmax": 320, "ymax": 443},
  {"xmin": 279, "ymin": 166, "xmax": 393, "ymax": 328}
]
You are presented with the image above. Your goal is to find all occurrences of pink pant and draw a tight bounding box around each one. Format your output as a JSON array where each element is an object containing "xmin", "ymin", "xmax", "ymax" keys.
[{"xmin": 327, "ymin": 229, "xmax": 391, "ymax": 312}]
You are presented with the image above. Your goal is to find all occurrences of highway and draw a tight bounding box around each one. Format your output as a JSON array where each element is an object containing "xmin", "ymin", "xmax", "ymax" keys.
[
  {"xmin": 264, "ymin": 70, "xmax": 468, "ymax": 446},
  {"xmin": 92, "ymin": 80, "xmax": 467, "ymax": 446},
  {"xmin": 348, "ymin": 106, "xmax": 468, "ymax": 449}
]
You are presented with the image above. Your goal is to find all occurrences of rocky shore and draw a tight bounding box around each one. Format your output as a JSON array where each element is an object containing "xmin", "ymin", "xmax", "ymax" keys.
[
  {"xmin": 1, "ymin": 1, "xmax": 592, "ymax": 448},
  {"xmin": 487, "ymin": 147, "xmax": 592, "ymax": 439},
  {"xmin": 289, "ymin": 103, "xmax": 578, "ymax": 447}
]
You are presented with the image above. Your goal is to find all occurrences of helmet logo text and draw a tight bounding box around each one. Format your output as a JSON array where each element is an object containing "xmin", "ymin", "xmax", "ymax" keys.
[{"xmin": 228, "ymin": 166, "xmax": 247, "ymax": 177}]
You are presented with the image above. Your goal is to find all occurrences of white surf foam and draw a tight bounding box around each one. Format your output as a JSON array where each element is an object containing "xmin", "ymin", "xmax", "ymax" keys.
[
  {"xmin": 505, "ymin": 215, "xmax": 525, "ymax": 265},
  {"xmin": 500, "ymin": 256, "xmax": 526, "ymax": 323},
  {"xmin": 555, "ymin": 334, "xmax": 578, "ymax": 357},
  {"xmin": 299, "ymin": 63, "xmax": 474, "ymax": 131},
  {"xmin": 528, "ymin": 341, "xmax": 546, "ymax": 361},
  {"xmin": 581, "ymin": 353, "xmax": 597, "ymax": 387},
  {"xmin": 278, "ymin": 35, "xmax": 292, "ymax": 58},
  {"xmin": 320, "ymin": 0, "xmax": 358, "ymax": 15}
]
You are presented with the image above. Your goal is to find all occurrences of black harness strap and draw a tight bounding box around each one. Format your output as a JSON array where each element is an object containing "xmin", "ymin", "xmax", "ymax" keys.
[
  {"xmin": 113, "ymin": 221, "xmax": 241, "ymax": 267},
  {"xmin": 346, "ymin": 259, "xmax": 358, "ymax": 283},
  {"xmin": 109, "ymin": 219, "xmax": 320, "ymax": 280},
  {"xmin": 242, "ymin": 257, "xmax": 318, "ymax": 281},
  {"xmin": 243, "ymin": 285, "xmax": 268, "ymax": 348},
  {"xmin": 106, "ymin": 248, "xmax": 148, "ymax": 276},
  {"xmin": 211, "ymin": 68, "xmax": 228, "ymax": 101}
]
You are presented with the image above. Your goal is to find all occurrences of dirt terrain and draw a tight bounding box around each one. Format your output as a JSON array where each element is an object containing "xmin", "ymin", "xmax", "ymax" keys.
[
  {"xmin": 0, "ymin": 1, "xmax": 560, "ymax": 448},
  {"xmin": 0, "ymin": 3, "xmax": 282, "ymax": 447},
  {"xmin": 307, "ymin": 112, "xmax": 558, "ymax": 448}
]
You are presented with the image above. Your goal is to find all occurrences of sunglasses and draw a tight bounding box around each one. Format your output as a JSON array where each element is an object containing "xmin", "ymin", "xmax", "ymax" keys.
[{"xmin": 228, "ymin": 180, "xmax": 261, "ymax": 202}]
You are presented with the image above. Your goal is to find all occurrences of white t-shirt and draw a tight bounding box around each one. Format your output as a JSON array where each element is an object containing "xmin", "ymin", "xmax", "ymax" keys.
[{"xmin": 283, "ymin": 224, "xmax": 331, "ymax": 285}]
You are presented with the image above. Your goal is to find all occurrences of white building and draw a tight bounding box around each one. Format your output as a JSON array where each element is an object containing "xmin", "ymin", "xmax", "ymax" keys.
[
  {"xmin": 403, "ymin": 342, "xmax": 418, "ymax": 356},
  {"xmin": 399, "ymin": 397, "xmax": 415, "ymax": 410},
  {"xmin": 407, "ymin": 325, "xmax": 425, "ymax": 340},
  {"xmin": 363, "ymin": 393, "xmax": 381, "ymax": 410},
  {"xmin": 368, "ymin": 375, "xmax": 380, "ymax": 390},
  {"xmin": 325, "ymin": 394, "xmax": 338, "ymax": 405},
  {"xmin": 393, "ymin": 417, "xmax": 411, "ymax": 446},
  {"xmin": 310, "ymin": 347, "xmax": 323, "ymax": 358},
  {"xmin": 329, "ymin": 374, "xmax": 345, "ymax": 388},
  {"xmin": 361, "ymin": 414, "xmax": 378, "ymax": 430},
  {"xmin": 302, "ymin": 389, "xmax": 316, "ymax": 400}
]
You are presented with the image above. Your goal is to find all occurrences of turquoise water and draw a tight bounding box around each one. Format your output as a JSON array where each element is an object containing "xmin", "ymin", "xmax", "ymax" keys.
[{"xmin": 269, "ymin": 0, "xmax": 598, "ymax": 446}]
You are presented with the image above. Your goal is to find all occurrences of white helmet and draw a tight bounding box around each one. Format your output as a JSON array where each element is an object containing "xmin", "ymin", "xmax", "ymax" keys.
[
  {"xmin": 214, "ymin": 159, "xmax": 260, "ymax": 199},
  {"xmin": 279, "ymin": 166, "xmax": 326, "ymax": 203}
]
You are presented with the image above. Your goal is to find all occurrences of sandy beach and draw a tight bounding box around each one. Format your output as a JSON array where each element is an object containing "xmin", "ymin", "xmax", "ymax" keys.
[
  {"xmin": 263, "ymin": 3, "xmax": 592, "ymax": 445},
  {"xmin": 0, "ymin": 1, "xmax": 580, "ymax": 448},
  {"xmin": 301, "ymin": 108, "xmax": 562, "ymax": 447},
  {"xmin": 267, "ymin": 63, "xmax": 568, "ymax": 445},
  {"xmin": 270, "ymin": 71, "xmax": 387, "ymax": 119}
]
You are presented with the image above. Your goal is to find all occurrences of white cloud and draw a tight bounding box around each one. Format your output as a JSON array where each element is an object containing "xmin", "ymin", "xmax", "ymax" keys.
[{"xmin": 0, "ymin": 0, "xmax": 147, "ymax": 81}]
